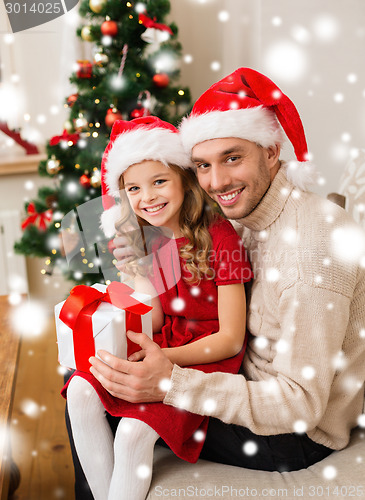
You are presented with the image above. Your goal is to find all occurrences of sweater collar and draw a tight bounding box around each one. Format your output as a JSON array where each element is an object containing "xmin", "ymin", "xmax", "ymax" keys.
[{"xmin": 236, "ymin": 166, "xmax": 294, "ymax": 231}]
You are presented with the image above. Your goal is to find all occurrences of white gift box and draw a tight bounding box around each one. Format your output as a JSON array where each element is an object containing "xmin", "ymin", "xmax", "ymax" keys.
[{"xmin": 55, "ymin": 283, "xmax": 152, "ymax": 371}]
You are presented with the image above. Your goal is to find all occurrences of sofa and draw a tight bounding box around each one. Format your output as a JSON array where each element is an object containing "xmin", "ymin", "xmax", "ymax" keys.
[{"xmin": 147, "ymin": 427, "xmax": 364, "ymax": 500}]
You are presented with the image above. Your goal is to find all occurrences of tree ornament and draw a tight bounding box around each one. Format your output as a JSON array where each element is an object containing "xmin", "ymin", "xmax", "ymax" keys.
[
  {"xmin": 80, "ymin": 174, "xmax": 91, "ymax": 188},
  {"xmin": 153, "ymin": 72, "xmax": 169, "ymax": 88},
  {"xmin": 139, "ymin": 13, "xmax": 173, "ymax": 55},
  {"xmin": 93, "ymin": 51, "xmax": 109, "ymax": 66},
  {"xmin": 89, "ymin": 0, "xmax": 105, "ymax": 13},
  {"xmin": 130, "ymin": 105, "xmax": 150, "ymax": 119},
  {"xmin": 45, "ymin": 194, "xmax": 58, "ymax": 209},
  {"xmin": 76, "ymin": 60, "xmax": 93, "ymax": 79},
  {"xmin": 67, "ymin": 93, "xmax": 78, "ymax": 107},
  {"xmin": 46, "ymin": 156, "xmax": 62, "ymax": 175},
  {"xmin": 105, "ymin": 107, "xmax": 122, "ymax": 128},
  {"xmin": 101, "ymin": 19, "xmax": 118, "ymax": 37},
  {"xmin": 90, "ymin": 169, "xmax": 101, "ymax": 188},
  {"xmin": 130, "ymin": 90, "xmax": 151, "ymax": 118},
  {"xmin": 74, "ymin": 114, "xmax": 88, "ymax": 131},
  {"xmin": 81, "ymin": 25, "xmax": 93, "ymax": 42},
  {"xmin": 21, "ymin": 203, "xmax": 53, "ymax": 231},
  {"xmin": 50, "ymin": 129, "xmax": 80, "ymax": 146}
]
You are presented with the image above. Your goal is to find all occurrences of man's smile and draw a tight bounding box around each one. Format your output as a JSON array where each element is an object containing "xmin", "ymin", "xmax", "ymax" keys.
[{"xmin": 216, "ymin": 187, "xmax": 244, "ymax": 206}]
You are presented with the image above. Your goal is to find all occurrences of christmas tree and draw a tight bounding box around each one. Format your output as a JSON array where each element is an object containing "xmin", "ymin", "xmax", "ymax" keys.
[{"xmin": 14, "ymin": 0, "xmax": 191, "ymax": 286}]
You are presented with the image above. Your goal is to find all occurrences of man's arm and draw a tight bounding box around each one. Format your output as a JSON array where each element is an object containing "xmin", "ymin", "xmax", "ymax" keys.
[{"xmin": 164, "ymin": 283, "xmax": 352, "ymax": 435}]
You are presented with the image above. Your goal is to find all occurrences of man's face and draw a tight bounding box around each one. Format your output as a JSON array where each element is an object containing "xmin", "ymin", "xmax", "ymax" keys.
[{"xmin": 192, "ymin": 137, "xmax": 279, "ymax": 220}]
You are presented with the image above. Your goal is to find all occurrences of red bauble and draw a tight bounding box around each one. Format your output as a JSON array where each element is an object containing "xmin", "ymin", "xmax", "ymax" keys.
[
  {"xmin": 67, "ymin": 93, "xmax": 78, "ymax": 107},
  {"xmin": 130, "ymin": 105, "xmax": 151, "ymax": 119},
  {"xmin": 105, "ymin": 108, "xmax": 123, "ymax": 128},
  {"xmin": 80, "ymin": 174, "xmax": 91, "ymax": 188},
  {"xmin": 152, "ymin": 73, "xmax": 169, "ymax": 88},
  {"xmin": 101, "ymin": 20, "xmax": 118, "ymax": 36},
  {"xmin": 76, "ymin": 60, "xmax": 93, "ymax": 79}
]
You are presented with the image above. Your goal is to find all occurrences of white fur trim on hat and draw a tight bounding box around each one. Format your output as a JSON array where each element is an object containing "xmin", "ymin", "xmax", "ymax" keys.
[
  {"xmin": 283, "ymin": 160, "xmax": 320, "ymax": 191},
  {"xmin": 179, "ymin": 106, "xmax": 285, "ymax": 154},
  {"xmin": 100, "ymin": 204, "xmax": 122, "ymax": 238},
  {"xmin": 105, "ymin": 127, "xmax": 192, "ymax": 196}
]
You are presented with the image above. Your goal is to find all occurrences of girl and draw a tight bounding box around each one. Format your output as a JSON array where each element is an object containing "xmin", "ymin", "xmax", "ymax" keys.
[{"xmin": 63, "ymin": 116, "xmax": 252, "ymax": 500}]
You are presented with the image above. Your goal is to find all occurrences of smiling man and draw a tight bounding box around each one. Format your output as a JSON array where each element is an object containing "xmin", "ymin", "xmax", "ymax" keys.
[{"xmin": 87, "ymin": 67, "xmax": 365, "ymax": 476}]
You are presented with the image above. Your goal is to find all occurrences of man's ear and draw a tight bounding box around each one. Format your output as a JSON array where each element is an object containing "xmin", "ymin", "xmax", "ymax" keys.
[
  {"xmin": 266, "ymin": 144, "xmax": 280, "ymax": 164},
  {"xmin": 264, "ymin": 144, "xmax": 281, "ymax": 173}
]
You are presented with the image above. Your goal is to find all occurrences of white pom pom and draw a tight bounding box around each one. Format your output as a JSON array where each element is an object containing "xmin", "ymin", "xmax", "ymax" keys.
[
  {"xmin": 100, "ymin": 204, "xmax": 121, "ymax": 237},
  {"xmin": 283, "ymin": 160, "xmax": 320, "ymax": 191}
]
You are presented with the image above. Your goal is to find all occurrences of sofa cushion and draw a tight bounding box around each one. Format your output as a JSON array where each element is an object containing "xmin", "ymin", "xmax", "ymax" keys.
[{"xmin": 147, "ymin": 428, "xmax": 365, "ymax": 499}]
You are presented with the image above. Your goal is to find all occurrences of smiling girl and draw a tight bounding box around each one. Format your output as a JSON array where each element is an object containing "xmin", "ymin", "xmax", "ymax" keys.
[{"xmin": 63, "ymin": 116, "xmax": 252, "ymax": 500}]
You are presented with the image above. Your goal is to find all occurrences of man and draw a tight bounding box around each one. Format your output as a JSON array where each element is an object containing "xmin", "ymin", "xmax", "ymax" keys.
[{"xmin": 84, "ymin": 68, "xmax": 365, "ymax": 475}]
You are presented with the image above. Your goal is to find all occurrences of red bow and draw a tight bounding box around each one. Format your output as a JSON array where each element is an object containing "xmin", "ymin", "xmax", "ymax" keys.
[
  {"xmin": 59, "ymin": 282, "xmax": 152, "ymax": 372},
  {"xmin": 139, "ymin": 13, "xmax": 173, "ymax": 35},
  {"xmin": 49, "ymin": 129, "xmax": 80, "ymax": 146},
  {"xmin": 21, "ymin": 202, "xmax": 53, "ymax": 231}
]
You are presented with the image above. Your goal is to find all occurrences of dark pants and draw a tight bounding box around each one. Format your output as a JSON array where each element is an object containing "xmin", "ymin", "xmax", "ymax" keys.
[
  {"xmin": 200, "ymin": 418, "xmax": 333, "ymax": 472},
  {"xmin": 64, "ymin": 373, "xmax": 333, "ymax": 499}
]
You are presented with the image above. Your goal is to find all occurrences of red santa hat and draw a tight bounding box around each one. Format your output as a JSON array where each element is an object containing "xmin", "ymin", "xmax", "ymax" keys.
[
  {"xmin": 179, "ymin": 67, "xmax": 318, "ymax": 190},
  {"xmin": 100, "ymin": 115, "xmax": 192, "ymax": 237}
]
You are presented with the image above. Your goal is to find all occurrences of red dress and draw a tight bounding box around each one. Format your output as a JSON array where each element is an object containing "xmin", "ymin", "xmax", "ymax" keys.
[{"xmin": 62, "ymin": 217, "xmax": 252, "ymax": 463}]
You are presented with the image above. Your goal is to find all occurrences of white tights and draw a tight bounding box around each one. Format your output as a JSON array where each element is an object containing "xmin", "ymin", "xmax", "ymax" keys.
[{"xmin": 67, "ymin": 376, "xmax": 159, "ymax": 500}]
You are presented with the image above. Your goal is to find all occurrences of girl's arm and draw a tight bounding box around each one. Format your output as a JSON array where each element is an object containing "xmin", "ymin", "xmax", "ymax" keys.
[
  {"xmin": 133, "ymin": 275, "xmax": 164, "ymax": 333},
  {"xmin": 162, "ymin": 283, "xmax": 246, "ymax": 366}
]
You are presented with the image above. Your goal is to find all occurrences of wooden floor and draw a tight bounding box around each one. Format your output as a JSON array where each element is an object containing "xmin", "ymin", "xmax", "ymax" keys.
[{"xmin": 9, "ymin": 316, "xmax": 75, "ymax": 500}]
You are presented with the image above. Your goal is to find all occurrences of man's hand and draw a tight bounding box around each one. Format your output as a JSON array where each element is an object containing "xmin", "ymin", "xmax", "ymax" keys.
[{"xmin": 89, "ymin": 330, "xmax": 174, "ymax": 403}]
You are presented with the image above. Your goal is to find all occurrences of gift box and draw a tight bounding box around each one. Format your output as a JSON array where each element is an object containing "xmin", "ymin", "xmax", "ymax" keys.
[{"xmin": 55, "ymin": 282, "xmax": 152, "ymax": 373}]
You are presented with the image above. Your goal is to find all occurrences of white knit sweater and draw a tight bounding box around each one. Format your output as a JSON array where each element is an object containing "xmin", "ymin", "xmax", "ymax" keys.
[{"xmin": 164, "ymin": 167, "xmax": 365, "ymax": 450}]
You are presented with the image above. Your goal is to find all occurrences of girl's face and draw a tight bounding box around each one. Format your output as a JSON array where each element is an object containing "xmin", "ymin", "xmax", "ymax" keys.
[{"xmin": 123, "ymin": 160, "xmax": 185, "ymax": 237}]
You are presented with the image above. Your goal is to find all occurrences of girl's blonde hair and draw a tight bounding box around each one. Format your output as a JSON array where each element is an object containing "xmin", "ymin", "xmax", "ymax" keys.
[{"xmin": 115, "ymin": 164, "xmax": 219, "ymax": 283}]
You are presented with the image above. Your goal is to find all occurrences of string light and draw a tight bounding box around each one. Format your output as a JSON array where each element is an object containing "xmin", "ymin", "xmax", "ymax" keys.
[{"xmin": 178, "ymin": 90, "xmax": 185, "ymax": 96}]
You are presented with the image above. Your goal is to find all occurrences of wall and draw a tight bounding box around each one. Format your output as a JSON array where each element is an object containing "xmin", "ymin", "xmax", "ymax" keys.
[{"xmin": 169, "ymin": 0, "xmax": 365, "ymax": 196}]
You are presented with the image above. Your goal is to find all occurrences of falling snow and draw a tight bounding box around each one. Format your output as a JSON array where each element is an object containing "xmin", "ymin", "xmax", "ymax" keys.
[
  {"xmin": 293, "ymin": 420, "xmax": 308, "ymax": 434},
  {"xmin": 243, "ymin": 441, "xmax": 258, "ymax": 456},
  {"xmin": 171, "ymin": 297, "xmax": 185, "ymax": 312},
  {"xmin": 322, "ymin": 465, "xmax": 338, "ymax": 480},
  {"xmin": 193, "ymin": 430, "xmax": 206, "ymax": 442}
]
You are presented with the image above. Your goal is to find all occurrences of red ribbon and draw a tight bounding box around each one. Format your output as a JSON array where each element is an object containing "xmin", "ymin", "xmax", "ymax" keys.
[
  {"xmin": 50, "ymin": 129, "xmax": 80, "ymax": 146},
  {"xmin": 21, "ymin": 202, "xmax": 53, "ymax": 231},
  {"xmin": 139, "ymin": 13, "xmax": 173, "ymax": 35},
  {"xmin": 59, "ymin": 282, "xmax": 152, "ymax": 373}
]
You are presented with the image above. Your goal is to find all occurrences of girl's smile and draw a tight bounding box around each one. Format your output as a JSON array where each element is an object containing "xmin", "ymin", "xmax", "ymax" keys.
[{"xmin": 123, "ymin": 160, "xmax": 185, "ymax": 237}]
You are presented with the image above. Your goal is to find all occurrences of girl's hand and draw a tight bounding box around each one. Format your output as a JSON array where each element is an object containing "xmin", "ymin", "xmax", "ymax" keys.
[{"xmin": 128, "ymin": 349, "xmax": 146, "ymax": 362}]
